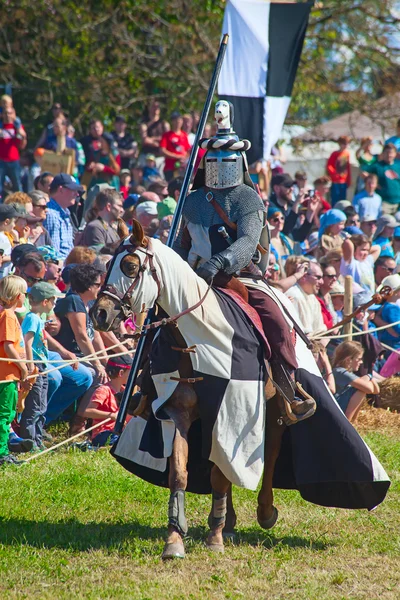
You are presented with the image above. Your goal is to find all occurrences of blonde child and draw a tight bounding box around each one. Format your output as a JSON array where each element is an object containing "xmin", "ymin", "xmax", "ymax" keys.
[
  {"xmin": 0, "ymin": 275, "xmax": 30, "ymax": 466},
  {"xmin": 20, "ymin": 282, "xmax": 62, "ymax": 449},
  {"xmin": 332, "ymin": 341, "xmax": 379, "ymax": 423}
]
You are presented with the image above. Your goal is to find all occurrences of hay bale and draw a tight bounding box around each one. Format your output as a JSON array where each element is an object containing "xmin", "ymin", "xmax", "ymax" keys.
[
  {"xmin": 357, "ymin": 403, "xmax": 400, "ymax": 433},
  {"xmin": 377, "ymin": 376, "xmax": 400, "ymax": 412}
]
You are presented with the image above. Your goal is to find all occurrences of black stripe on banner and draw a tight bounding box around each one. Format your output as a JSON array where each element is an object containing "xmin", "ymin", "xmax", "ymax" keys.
[
  {"xmin": 220, "ymin": 95, "xmax": 264, "ymax": 166},
  {"xmin": 267, "ymin": 2, "xmax": 312, "ymax": 97}
]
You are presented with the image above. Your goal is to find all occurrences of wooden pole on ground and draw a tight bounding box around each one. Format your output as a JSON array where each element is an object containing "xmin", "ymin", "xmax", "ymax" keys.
[{"xmin": 343, "ymin": 275, "xmax": 353, "ymax": 341}]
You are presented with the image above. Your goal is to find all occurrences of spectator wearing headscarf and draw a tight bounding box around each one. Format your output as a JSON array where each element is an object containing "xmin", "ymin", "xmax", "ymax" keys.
[
  {"xmin": 318, "ymin": 209, "xmax": 347, "ymax": 256},
  {"xmin": 373, "ymin": 214, "xmax": 399, "ymax": 258}
]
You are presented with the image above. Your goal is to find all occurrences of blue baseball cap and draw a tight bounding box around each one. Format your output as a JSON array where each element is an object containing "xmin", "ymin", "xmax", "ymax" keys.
[{"xmin": 49, "ymin": 173, "xmax": 83, "ymax": 192}]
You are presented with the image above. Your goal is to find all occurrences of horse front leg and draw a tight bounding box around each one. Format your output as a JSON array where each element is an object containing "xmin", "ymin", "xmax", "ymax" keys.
[
  {"xmin": 257, "ymin": 394, "xmax": 286, "ymax": 529},
  {"xmin": 206, "ymin": 465, "xmax": 231, "ymax": 553},
  {"xmin": 162, "ymin": 419, "xmax": 190, "ymax": 560}
]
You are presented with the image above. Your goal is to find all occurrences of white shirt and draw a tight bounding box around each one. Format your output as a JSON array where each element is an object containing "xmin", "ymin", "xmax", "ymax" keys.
[
  {"xmin": 0, "ymin": 232, "xmax": 12, "ymax": 279},
  {"xmin": 285, "ymin": 284, "xmax": 327, "ymax": 336}
]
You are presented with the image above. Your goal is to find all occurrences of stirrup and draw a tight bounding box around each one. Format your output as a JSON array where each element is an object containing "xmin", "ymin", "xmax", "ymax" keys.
[{"xmin": 277, "ymin": 382, "xmax": 316, "ymax": 426}]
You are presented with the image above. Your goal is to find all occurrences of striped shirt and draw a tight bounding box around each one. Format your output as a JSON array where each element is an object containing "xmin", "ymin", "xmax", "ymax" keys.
[{"xmin": 44, "ymin": 198, "xmax": 75, "ymax": 259}]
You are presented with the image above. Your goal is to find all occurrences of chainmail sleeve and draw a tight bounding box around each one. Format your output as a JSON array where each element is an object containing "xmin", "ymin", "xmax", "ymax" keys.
[
  {"xmin": 172, "ymin": 217, "xmax": 191, "ymax": 261},
  {"xmin": 224, "ymin": 209, "xmax": 263, "ymax": 274}
]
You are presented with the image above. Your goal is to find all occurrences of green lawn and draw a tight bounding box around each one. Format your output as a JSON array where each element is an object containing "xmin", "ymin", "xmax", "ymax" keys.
[{"xmin": 0, "ymin": 428, "xmax": 399, "ymax": 600}]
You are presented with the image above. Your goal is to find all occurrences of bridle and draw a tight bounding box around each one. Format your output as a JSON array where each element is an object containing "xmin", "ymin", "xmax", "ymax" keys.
[
  {"xmin": 97, "ymin": 236, "xmax": 213, "ymax": 335},
  {"xmin": 99, "ymin": 237, "xmax": 162, "ymax": 319}
]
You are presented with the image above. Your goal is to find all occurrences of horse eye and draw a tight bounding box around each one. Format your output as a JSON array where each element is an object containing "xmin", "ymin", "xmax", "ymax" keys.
[{"xmin": 120, "ymin": 256, "xmax": 139, "ymax": 278}]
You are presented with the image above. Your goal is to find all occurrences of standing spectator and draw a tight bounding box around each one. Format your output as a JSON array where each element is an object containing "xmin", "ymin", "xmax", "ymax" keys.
[
  {"xmin": 341, "ymin": 234, "xmax": 381, "ymax": 294},
  {"xmin": 80, "ymin": 188, "xmax": 123, "ymax": 248},
  {"xmin": 182, "ymin": 113, "xmax": 195, "ymax": 145},
  {"xmin": 0, "ymin": 275, "xmax": 30, "ymax": 466},
  {"xmin": 0, "ymin": 205, "xmax": 21, "ymax": 279},
  {"xmin": 326, "ymin": 136, "xmax": 351, "ymax": 206},
  {"xmin": 160, "ymin": 112, "xmax": 191, "ymax": 182},
  {"xmin": 80, "ymin": 119, "xmax": 104, "ymax": 164},
  {"xmin": 44, "ymin": 173, "xmax": 83, "ymax": 259},
  {"xmin": 140, "ymin": 100, "xmax": 170, "ymax": 160},
  {"xmin": 34, "ymin": 172, "xmax": 54, "ymax": 194},
  {"xmin": 142, "ymin": 155, "xmax": 161, "ymax": 183},
  {"xmin": 269, "ymin": 173, "xmax": 317, "ymax": 239},
  {"xmin": 67, "ymin": 125, "xmax": 86, "ymax": 178},
  {"xmin": 43, "ymin": 118, "xmax": 78, "ymax": 156},
  {"xmin": 35, "ymin": 102, "xmax": 66, "ymax": 149},
  {"xmin": 373, "ymin": 214, "xmax": 398, "ymax": 257},
  {"xmin": 352, "ymin": 174, "xmax": 382, "ymax": 220},
  {"xmin": 119, "ymin": 170, "xmax": 131, "ymax": 199},
  {"xmin": 363, "ymin": 143, "xmax": 400, "ymax": 215},
  {"xmin": 85, "ymin": 135, "xmax": 121, "ymax": 190},
  {"xmin": 355, "ymin": 137, "xmax": 377, "ymax": 192},
  {"xmin": 20, "ymin": 282, "xmax": 62, "ymax": 450},
  {"xmin": 313, "ymin": 176, "xmax": 332, "ymax": 212},
  {"xmin": 0, "ymin": 106, "xmax": 27, "ymax": 199},
  {"xmin": 285, "ymin": 261, "xmax": 327, "ymax": 336},
  {"xmin": 385, "ymin": 119, "xmax": 400, "ymax": 154},
  {"xmin": 332, "ymin": 341, "xmax": 379, "ymax": 423},
  {"xmin": 111, "ymin": 116, "xmax": 137, "ymax": 170}
]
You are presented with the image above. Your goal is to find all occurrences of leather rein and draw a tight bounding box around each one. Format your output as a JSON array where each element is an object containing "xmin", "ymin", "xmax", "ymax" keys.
[{"xmin": 99, "ymin": 238, "xmax": 213, "ymax": 336}]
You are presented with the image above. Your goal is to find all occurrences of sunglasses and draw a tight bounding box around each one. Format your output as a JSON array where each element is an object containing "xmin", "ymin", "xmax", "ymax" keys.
[
  {"xmin": 92, "ymin": 282, "xmax": 102, "ymax": 288},
  {"xmin": 308, "ymin": 274, "xmax": 324, "ymax": 280},
  {"xmin": 33, "ymin": 204, "xmax": 47, "ymax": 209},
  {"xmin": 382, "ymin": 266, "xmax": 395, "ymax": 273},
  {"xmin": 21, "ymin": 272, "xmax": 43, "ymax": 285},
  {"xmin": 324, "ymin": 273, "xmax": 337, "ymax": 279},
  {"xmin": 349, "ymin": 219, "xmax": 360, "ymax": 225}
]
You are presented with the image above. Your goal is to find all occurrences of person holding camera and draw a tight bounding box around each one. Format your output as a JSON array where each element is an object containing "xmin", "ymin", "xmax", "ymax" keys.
[{"xmin": 0, "ymin": 105, "xmax": 27, "ymax": 200}]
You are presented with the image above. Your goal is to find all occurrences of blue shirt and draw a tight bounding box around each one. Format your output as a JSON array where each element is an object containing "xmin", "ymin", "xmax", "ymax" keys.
[
  {"xmin": 44, "ymin": 198, "xmax": 75, "ymax": 259},
  {"xmin": 352, "ymin": 191, "xmax": 382, "ymax": 220},
  {"xmin": 374, "ymin": 236, "xmax": 394, "ymax": 258},
  {"xmin": 379, "ymin": 302, "xmax": 400, "ymax": 349},
  {"xmin": 21, "ymin": 312, "xmax": 48, "ymax": 365}
]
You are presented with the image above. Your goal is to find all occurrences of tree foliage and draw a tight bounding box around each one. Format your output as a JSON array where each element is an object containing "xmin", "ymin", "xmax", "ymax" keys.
[{"xmin": 1, "ymin": 0, "xmax": 399, "ymax": 140}]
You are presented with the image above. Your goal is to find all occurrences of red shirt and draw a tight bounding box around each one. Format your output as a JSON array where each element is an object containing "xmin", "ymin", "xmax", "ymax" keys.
[
  {"xmin": 0, "ymin": 123, "xmax": 25, "ymax": 162},
  {"xmin": 160, "ymin": 130, "xmax": 191, "ymax": 171},
  {"xmin": 326, "ymin": 149, "xmax": 351, "ymax": 185},
  {"xmin": 89, "ymin": 383, "xmax": 118, "ymax": 437}
]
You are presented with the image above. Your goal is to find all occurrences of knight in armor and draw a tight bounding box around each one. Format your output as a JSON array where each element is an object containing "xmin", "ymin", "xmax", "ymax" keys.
[{"xmin": 173, "ymin": 100, "xmax": 316, "ymax": 423}]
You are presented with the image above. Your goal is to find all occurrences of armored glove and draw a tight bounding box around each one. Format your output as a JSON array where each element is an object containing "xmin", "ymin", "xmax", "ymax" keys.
[{"xmin": 196, "ymin": 249, "xmax": 239, "ymax": 284}]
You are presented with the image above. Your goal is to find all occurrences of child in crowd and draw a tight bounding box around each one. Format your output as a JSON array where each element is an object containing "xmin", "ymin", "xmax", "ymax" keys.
[
  {"xmin": 0, "ymin": 275, "xmax": 30, "ymax": 466},
  {"xmin": 341, "ymin": 234, "xmax": 381, "ymax": 294},
  {"xmin": 119, "ymin": 169, "xmax": 131, "ymax": 199},
  {"xmin": 142, "ymin": 154, "xmax": 160, "ymax": 182},
  {"xmin": 20, "ymin": 282, "xmax": 62, "ymax": 450},
  {"xmin": 81, "ymin": 354, "xmax": 133, "ymax": 447},
  {"xmin": 332, "ymin": 341, "xmax": 380, "ymax": 423},
  {"xmin": 0, "ymin": 204, "xmax": 20, "ymax": 278}
]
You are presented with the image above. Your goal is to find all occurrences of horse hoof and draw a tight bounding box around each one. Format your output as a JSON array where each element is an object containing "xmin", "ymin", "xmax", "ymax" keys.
[
  {"xmin": 206, "ymin": 542, "xmax": 225, "ymax": 553},
  {"xmin": 257, "ymin": 505, "xmax": 278, "ymax": 530},
  {"xmin": 222, "ymin": 530, "xmax": 236, "ymax": 541},
  {"xmin": 161, "ymin": 542, "xmax": 185, "ymax": 560}
]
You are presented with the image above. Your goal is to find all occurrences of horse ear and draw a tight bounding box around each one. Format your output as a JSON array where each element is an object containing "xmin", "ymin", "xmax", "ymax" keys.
[{"xmin": 130, "ymin": 219, "xmax": 146, "ymax": 247}]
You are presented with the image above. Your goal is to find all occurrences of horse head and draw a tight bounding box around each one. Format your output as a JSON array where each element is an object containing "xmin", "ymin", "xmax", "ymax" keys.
[{"xmin": 90, "ymin": 220, "xmax": 161, "ymax": 332}]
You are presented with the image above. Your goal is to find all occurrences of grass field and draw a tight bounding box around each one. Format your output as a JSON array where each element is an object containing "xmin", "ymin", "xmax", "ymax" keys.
[{"xmin": 0, "ymin": 414, "xmax": 399, "ymax": 600}]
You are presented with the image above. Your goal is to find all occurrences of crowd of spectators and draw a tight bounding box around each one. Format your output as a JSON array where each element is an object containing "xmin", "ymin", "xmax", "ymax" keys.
[{"xmin": 1, "ymin": 93, "xmax": 400, "ymax": 466}]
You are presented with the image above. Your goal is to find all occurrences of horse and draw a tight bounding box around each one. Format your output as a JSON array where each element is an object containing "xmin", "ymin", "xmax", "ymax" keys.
[{"xmin": 90, "ymin": 221, "xmax": 390, "ymax": 559}]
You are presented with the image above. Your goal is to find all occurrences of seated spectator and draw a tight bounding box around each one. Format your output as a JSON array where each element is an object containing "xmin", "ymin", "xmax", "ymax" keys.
[
  {"xmin": 373, "ymin": 214, "xmax": 398, "ymax": 257},
  {"xmin": 313, "ymin": 175, "xmax": 332, "ymax": 212},
  {"xmin": 157, "ymin": 196, "xmax": 176, "ymax": 220},
  {"xmin": 65, "ymin": 246, "xmax": 97, "ymax": 266},
  {"xmin": 332, "ymin": 341, "xmax": 379, "ymax": 423},
  {"xmin": 343, "ymin": 206, "xmax": 361, "ymax": 230},
  {"xmin": 20, "ymin": 282, "xmax": 62, "ymax": 450},
  {"xmin": 374, "ymin": 256, "xmax": 396, "ymax": 287},
  {"xmin": 318, "ymin": 263, "xmax": 339, "ymax": 327},
  {"xmin": 119, "ymin": 169, "xmax": 131, "ymax": 199},
  {"xmin": 326, "ymin": 136, "xmax": 351, "ymax": 206},
  {"xmin": 50, "ymin": 265, "xmax": 108, "ymax": 433},
  {"xmin": 34, "ymin": 171, "xmax": 54, "ymax": 194},
  {"xmin": 292, "ymin": 170, "xmax": 309, "ymax": 198},
  {"xmin": 148, "ymin": 178, "xmax": 169, "ymax": 200},
  {"xmin": 311, "ymin": 340, "xmax": 335, "ymax": 395},
  {"xmin": 285, "ymin": 260, "xmax": 327, "ymax": 336},
  {"xmin": 4, "ymin": 191, "xmax": 33, "ymax": 213},
  {"xmin": 26, "ymin": 208, "xmax": 52, "ymax": 248},
  {"xmin": 318, "ymin": 209, "xmax": 346, "ymax": 255},
  {"xmin": 270, "ymin": 255, "xmax": 308, "ymax": 293},
  {"xmin": 360, "ymin": 215, "xmax": 378, "ymax": 241},
  {"xmin": 143, "ymin": 154, "xmax": 161, "ymax": 182},
  {"xmin": 155, "ymin": 215, "xmax": 173, "ymax": 244},
  {"xmin": 0, "ymin": 275, "xmax": 30, "ymax": 466},
  {"xmin": 352, "ymin": 174, "xmax": 382, "ymax": 220},
  {"xmin": 80, "ymin": 354, "xmax": 133, "ymax": 447},
  {"xmin": 167, "ymin": 177, "xmax": 183, "ymax": 203},
  {"xmin": 135, "ymin": 201, "xmax": 159, "ymax": 236},
  {"xmin": 393, "ymin": 226, "xmax": 400, "ymax": 268},
  {"xmin": 341, "ymin": 234, "xmax": 381, "ymax": 294},
  {"xmin": 85, "ymin": 134, "xmax": 121, "ymax": 190},
  {"xmin": 80, "ymin": 188, "xmax": 123, "ymax": 248},
  {"xmin": 268, "ymin": 207, "xmax": 294, "ymax": 269},
  {"xmin": 330, "ymin": 281, "xmax": 345, "ymax": 321},
  {"xmin": 0, "ymin": 204, "xmax": 21, "ymax": 278},
  {"xmin": 376, "ymin": 273, "xmax": 400, "ymax": 350}
]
